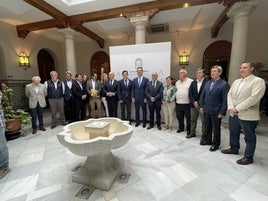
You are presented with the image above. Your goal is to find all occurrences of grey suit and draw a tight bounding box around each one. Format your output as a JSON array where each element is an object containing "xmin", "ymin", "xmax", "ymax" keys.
[
  {"xmin": 86, "ymin": 79, "xmax": 102, "ymax": 118},
  {"xmin": 25, "ymin": 83, "xmax": 47, "ymax": 130}
]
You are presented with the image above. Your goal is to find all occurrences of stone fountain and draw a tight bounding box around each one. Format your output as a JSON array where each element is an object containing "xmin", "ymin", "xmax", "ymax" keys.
[{"xmin": 57, "ymin": 118, "xmax": 133, "ymax": 190}]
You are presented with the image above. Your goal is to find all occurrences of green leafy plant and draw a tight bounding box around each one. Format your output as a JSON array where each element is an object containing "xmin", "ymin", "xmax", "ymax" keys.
[{"xmin": 1, "ymin": 85, "xmax": 31, "ymax": 127}]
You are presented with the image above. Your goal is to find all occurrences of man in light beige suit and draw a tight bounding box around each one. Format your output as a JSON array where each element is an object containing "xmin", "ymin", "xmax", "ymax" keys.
[
  {"xmin": 25, "ymin": 76, "xmax": 47, "ymax": 134},
  {"xmin": 221, "ymin": 61, "xmax": 265, "ymax": 165}
]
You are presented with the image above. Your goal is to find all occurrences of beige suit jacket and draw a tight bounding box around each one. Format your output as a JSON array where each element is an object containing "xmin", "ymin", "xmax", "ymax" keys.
[
  {"xmin": 228, "ymin": 74, "xmax": 265, "ymax": 120},
  {"xmin": 25, "ymin": 83, "xmax": 47, "ymax": 108}
]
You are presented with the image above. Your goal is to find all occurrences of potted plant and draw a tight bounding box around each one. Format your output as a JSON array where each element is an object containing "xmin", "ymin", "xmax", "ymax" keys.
[{"xmin": 1, "ymin": 84, "xmax": 31, "ymax": 134}]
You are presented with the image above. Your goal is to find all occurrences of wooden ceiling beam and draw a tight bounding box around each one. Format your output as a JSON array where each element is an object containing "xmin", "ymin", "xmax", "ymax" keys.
[
  {"xmin": 211, "ymin": 0, "xmax": 240, "ymax": 37},
  {"xmin": 69, "ymin": 0, "xmax": 218, "ymax": 23},
  {"xmin": 21, "ymin": 0, "xmax": 105, "ymax": 47}
]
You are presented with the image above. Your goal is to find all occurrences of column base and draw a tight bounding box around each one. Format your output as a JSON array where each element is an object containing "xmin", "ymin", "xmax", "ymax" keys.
[{"xmin": 72, "ymin": 152, "xmax": 122, "ymax": 190}]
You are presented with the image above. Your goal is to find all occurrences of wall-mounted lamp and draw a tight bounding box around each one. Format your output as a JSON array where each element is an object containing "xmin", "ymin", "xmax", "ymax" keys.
[
  {"xmin": 179, "ymin": 51, "xmax": 189, "ymax": 66},
  {"xmin": 18, "ymin": 51, "xmax": 30, "ymax": 70}
]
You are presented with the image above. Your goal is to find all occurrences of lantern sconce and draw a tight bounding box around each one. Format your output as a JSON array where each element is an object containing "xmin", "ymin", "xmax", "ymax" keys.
[
  {"xmin": 18, "ymin": 51, "xmax": 30, "ymax": 70},
  {"xmin": 179, "ymin": 50, "xmax": 189, "ymax": 66}
]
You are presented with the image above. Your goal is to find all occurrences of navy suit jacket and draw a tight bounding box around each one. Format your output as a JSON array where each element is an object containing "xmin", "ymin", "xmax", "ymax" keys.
[
  {"xmin": 63, "ymin": 79, "xmax": 75, "ymax": 101},
  {"xmin": 103, "ymin": 79, "xmax": 119, "ymax": 101},
  {"xmin": 145, "ymin": 80, "xmax": 164, "ymax": 105},
  {"xmin": 189, "ymin": 78, "xmax": 208, "ymax": 107},
  {"xmin": 72, "ymin": 81, "xmax": 87, "ymax": 100},
  {"xmin": 199, "ymin": 78, "xmax": 229, "ymax": 115},
  {"xmin": 118, "ymin": 79, "xmax": 132, "ymax": 103},
  {"xmin": 131, "ymin": 76, "xmax": 149, "ymax": 102}
]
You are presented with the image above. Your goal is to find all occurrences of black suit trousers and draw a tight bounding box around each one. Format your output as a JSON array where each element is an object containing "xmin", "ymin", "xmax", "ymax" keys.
[
  {"xmin": 148, "ymin": 102, "xmax": 161, "ymax": 126},
  {"xmin": 203, "ymin": 112, "xmax": 222, "ymax": 146}
]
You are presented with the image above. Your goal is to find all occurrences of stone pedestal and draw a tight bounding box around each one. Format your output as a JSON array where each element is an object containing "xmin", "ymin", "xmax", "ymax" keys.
[{"xmin": 72, "ymin": 152, "xmax": 122, "ymax": 190}]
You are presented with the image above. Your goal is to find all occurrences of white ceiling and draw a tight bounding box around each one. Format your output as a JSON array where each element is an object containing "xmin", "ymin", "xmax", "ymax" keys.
[{"xmin": 0, "ymin": 0, "xmax": 266, "ymax": 42}]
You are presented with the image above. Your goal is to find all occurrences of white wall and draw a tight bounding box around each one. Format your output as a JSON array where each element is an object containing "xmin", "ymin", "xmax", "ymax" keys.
[{"xmin": 0, "ymin": 21, "xmax": 65, "ymax": 80}]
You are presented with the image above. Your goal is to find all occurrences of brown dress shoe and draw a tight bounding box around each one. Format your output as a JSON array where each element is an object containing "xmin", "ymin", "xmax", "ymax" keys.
[
  {"xmin": 186, "ymin": 133, "xmax": 196, "ymax": 138},
  {"xmin": 39, "ymin": 128, "xmax": 46, "ymax": 131},
  {"xmin": 236, "ymin": 157, "xmax": 253, "ymax": 165},
  {"xmin": 32, "ymin": 129, "xmax": 37, "ymax": 134},
  {"xmin": 221, "ymin": 148, "xmax": 238, "ymax": 155}
]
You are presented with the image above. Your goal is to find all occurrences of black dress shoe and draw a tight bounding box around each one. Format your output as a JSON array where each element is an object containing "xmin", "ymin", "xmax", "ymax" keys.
[
  {"xmin": 187, "ymin": 131, "xmax": 191, "ymax": 135},
  {"xmin": 209, "ymin": 145, "xmax": 219, "ymax": 152},
  {"xmin": 236, "ymin": 157, "xmax": 253, "ymax": 165},
  {"xmin": 143, "ymin": 123, "xmax": 146, "ymax": 128},
  {"xmin": 61, "ymin": 122, "xmax": 68, "ymax": 126},
  {"xmin": 200, "ymin": 141, "xmax": 211, "ymax": 145},
  {"xmin": 39, "ymin": 127, "xmax": 46, "ymax": 131},
  {"xmin": 135, "ymin": 123, "xmax": 140, "ymax": 127},
  {"xmin": 221, "ymin": 148, "xmax": 238, "ymax": 155},
  {"xmin": 32, "ymin": 129, "xmax": 37, "ymax": 134},
  {"xmin": 147, "ymin": 125, "xmax": 154, "ymax": 129},
  {"xmin": 50, "ymin": 124, "xmax": 57, "ymax": 129},
  {"xmin": 176, "ymin": 129, "xmax": 184, "ymax": 133},
  {"xmin": 157, "ymin": 126, "xmax": 161, "ymax": 130},
  {"xmin": 186, "ymin": 133, "xmax": 196, "ymax": 138}
]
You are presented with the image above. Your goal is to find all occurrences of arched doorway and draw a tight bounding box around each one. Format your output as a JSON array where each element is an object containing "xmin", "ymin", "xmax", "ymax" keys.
[
  {"xmin": 203, "ymin": 41, "xmax": 232, "ymax": 81},
  {"xmin": 90, "ymin": 51, "xmax": 110, "ymax": 79},
  {"xmin": 37, "ymin": 49, "xmax": 55, "ymax": 83}
]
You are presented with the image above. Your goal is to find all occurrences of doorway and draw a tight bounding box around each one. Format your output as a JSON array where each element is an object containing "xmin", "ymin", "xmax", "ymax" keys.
[
  {"xmin": 37, "ymin": 49, "xmax": 55, "ymax": 83},
  {"xmin": 90, "ymin": 51, "xmax": 110, "ymax": 79},
  {"xmin": 203, "ymin": 41, "xmax": 232, "ymax": 81}
]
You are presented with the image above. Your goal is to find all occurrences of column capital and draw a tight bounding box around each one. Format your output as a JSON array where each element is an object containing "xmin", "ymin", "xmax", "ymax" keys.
[
  {"xmin": 227, "ymin": 0, "xmax": 259, "ymax": 19},
  {"xmin": 126, "ymin": 8, "xmax": 158, "ymax": 20},
  {"xmin": 59, "ymin": 27, "xmax": 78, "ymax": 39},
  {"xmin": 130, "ymin": 15, "xmax": 149, "ymax": 27}
]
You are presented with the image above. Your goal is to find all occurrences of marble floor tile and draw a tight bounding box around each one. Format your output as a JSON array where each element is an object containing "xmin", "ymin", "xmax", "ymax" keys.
[
  {"xmin": 141, "ymin": 171, "xmax": 178, "ymax": 200},
  {"xmin": 0, "ymin": 174, "xmax": 38, "ymax": 201},
  {"xmin": 245, "ymin": 173, "xmax": 268, "ymax": 196},
  {"xmin": 230, "ymin": 184, "xmax": 268, "ymax": 201},
  {"xmin": 15, "ymin": 151, "xmax": 44, "ymax": 167},
  {"xmin": 159, "ymin": 188, "xmax": 195, "ymax": 201}
]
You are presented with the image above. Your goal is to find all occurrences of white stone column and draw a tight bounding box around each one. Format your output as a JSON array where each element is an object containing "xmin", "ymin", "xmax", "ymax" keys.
[
  {"xmin": 59, "ymin": 27, "xmax": 78, "ymax": 75},
  {"xmin": 227, "ymin": 1, "xmax": 258, "ymax": 84},
  {"xmin": 130, "ymin": 16, "xmax": 149, "ymax": 44}
]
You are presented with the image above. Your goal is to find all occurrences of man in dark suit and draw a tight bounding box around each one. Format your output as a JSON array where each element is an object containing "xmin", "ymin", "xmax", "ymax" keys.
[
  {"xmin": 86, "ymin": 73, "xmax": 102, "ymax": 118},
  {"xmin": 131, "ymin": 67, "xmax": 149, "ymax": 128},
  {"xmin": 103, "ymin": 72, "xmax": 118, "ymax": 117},
  {"xmin": 118, "ymin": 70, "xmax": 132, "ymax": 123},
  {"xmin": 145, "ymin": 72, "xmax": 163, "ymax": 130},
  {"xmin": 63, "ymin": 71, "xmax": 75, "ymax": 123},
  {"xmin": 72, "ymin": 73, "xmax": 88, "ymax": 121},
  {"xmin": 199, "ymin": 65, "xmax": 229, "ymax": 152},
  {"xmin": 188, "ymin": 68, "xmax": 208, "ymax": 139}
]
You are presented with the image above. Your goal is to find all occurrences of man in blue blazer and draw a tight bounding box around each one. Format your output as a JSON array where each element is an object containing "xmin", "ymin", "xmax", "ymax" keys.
[
  {"xmin": 145, "ymin": 72, "xmax": 164, "ymax": 130},
  {"xmin": 131, "ymin": 67, "xmax": 149, "ymax": 128},
  {"xmin": 118, "ymin": 70, "xmax": 132, "ymax": 123},
  {"xmin": 199, "ymin": 66, "xmax": 229, "ymax": 152},
  {"xmin": 103, "ymin": 72, "xmax": 119, "ymax": 117}
]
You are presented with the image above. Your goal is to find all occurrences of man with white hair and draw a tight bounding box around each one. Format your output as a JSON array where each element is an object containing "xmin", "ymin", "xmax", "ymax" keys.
[
  {"xmin": 25, "ymin": 76, "xmax": 47, "ymax": 134},
  {"xmin": 175, "ymin": 69, "xmax": 193, "ymax": 135}
]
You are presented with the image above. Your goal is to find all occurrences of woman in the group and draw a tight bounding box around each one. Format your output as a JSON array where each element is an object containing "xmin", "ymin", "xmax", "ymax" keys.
[
  {"xmin": 162, "ymin": 76, "xmax": 177, "ymax": 132},
  {"xmin": 100, "ymin": 73, "xmax": 109, "ymax": 117}
]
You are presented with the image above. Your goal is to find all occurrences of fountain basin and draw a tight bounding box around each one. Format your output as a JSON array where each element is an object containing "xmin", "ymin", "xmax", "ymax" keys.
[{"xmin": 57, "ymin": 118, "xmax": 133, "ymax": 190}]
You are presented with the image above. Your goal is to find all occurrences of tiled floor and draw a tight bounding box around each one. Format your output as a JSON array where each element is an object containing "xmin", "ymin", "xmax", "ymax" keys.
[{"xmin": 1, "ymin": 112, "xmax": 268, "ymax": 201}]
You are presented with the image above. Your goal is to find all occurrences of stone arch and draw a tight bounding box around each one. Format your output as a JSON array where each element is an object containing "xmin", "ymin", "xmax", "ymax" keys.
[
  {"xmin": 37, "ymin": 49, "xmax": 55, "ymax": 83},
  {"xmin": 90, "ymin": 51, "xmax": 110, "ymax": 79},
  {"xmin": 203, "ymin": 40, "xmax": 232, "ymax": 81}
]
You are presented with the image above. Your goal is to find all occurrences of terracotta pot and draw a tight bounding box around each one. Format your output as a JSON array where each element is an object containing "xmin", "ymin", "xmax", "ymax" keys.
[{"xmin": 5, "ymin": 118, "xmax": 21, "ymax": 134}]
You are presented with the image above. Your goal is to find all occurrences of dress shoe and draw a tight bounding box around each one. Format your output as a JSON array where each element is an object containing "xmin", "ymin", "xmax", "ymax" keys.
[
  {"xmin": 236, "ymin": 157, "xmax": 253, "ymax": 165},
  {"xmin": 32, "ymin": 129, "xmax": 37, "ymax": 134},
  {"xmin": 187, "ymin": 131, "xmax": 191, "ymax": 135},
  {"xmin": 39, "ymin": 127, "xmax": 46, "ymax": 131},
  {"xmin": 209, "ymin": 145, "xmax": 219, "ymax": 152},
  {"xmin": 61, "ymin": 122, "xmax": 68, "ymax": 126},
  {"xmin": 147, "ymin": 125, "xmax": 154, "ymax": 129},
  {"xmin": 200, "ymin": 141, "xmax": 211, "ymax": 145},
  {"xmin": 186, "ymin": 133, "xmax": 196, "ymax": 138},
  {"xmin": 176, "ymin": 129, "xmax": 184, "ymax": 133},
  {"xmin": 135, "ymin": 123, "xmax": 140, "ymax": 127},
  {"xmin": 50, "ymin": 124, "xmax": 57, "ymax": 129},
  {"xmin": 143, "ymin": 123, "xmax": 146, "ymax": 128},
  {"xmin": 221, "ymin": 148, "xmax": 238, "ymax": 155},
  {"xmin": 157, "ymin": 126, "xmax": 161, "ymax": 130}
]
